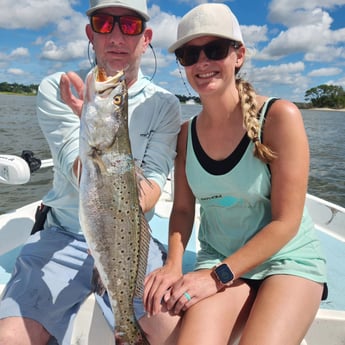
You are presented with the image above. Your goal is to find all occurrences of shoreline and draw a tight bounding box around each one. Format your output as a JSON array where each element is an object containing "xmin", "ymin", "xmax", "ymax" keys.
[
  {"xmin": 0, "ymin": 92, "xmax": 36, "ymax": 96},
  {"xmin": 1, "ymin": 93, "xmax": 344, "ymax": 112},
  {"xmin": 307, "ymin": 107, "xmax": 345, "ymax": 112}
]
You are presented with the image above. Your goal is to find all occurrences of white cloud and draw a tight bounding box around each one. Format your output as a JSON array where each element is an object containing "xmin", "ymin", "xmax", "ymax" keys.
[
  {"xmin": 248, "ymin": 61, "xmax": 305, "ymax": 85},
  {"xmin": 7, "ymin": 68, "xmax": 26, "ymax": 76},
  {"xmin": 242, "ymin": 61, "xmax": 309, "ymax": 101},
  {"xmin": 9, "ymin": 48, "xmax": 30, "ymax": 59},
  {"xmin": 256, "ymin": 11, "xmax": 345, "ymax": 63},
  {"xmin": 268, "ymin": 0, "xmax": 345, "ymax": 27},
  {"xmin": 333, "ymin": 27, "xmax": 345, "ymax": 44},
  {"xmin": 41, "ymin": 40, "xmax": 87, "ymax": 61},
  {"xmin": 305, "ymin": 46, "xmax": 345, "ymax": 62},
  {"xmin": 149, "ymin": 5, "xmax": 180, "ymax": 49},
  {"xmin": 0, "ymin": 0, "xmax": 76, "ymax": 30},
  {"xmin": 33, "ymin": 37, "xmax": 45, "ymax": 45},
  {"xmin": 55, "ymin": 12, "xmax": 88, "ymax": 41},
  {"xmin": 308, "ymin": 67, "xmax": 343, "ymax": 77},
  {"xmin": 327, "ymin": 76, "xmax": 345, "ymax": 88},
  {"xmin": 257, "ymin": 24, "xmax": 322, "ymax": 60},
  {"xmin": 242, "ymin": 25, "xmax": 269, "ymax": 46},
  {"xmin": 0, "ymin": 1, "xmax": 88, "ymax": 72}
]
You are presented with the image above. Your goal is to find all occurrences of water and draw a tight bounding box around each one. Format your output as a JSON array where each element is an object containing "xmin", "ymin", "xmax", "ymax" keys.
[
  {"xmin": 303, "ymin": 110, "xmax": 345, "ymax": 207},
  {"xmin": 0, "ymin": 95, "xmax": 344, "ymax": 214},
  {"xmin": 0, "ymin": 95, "xmax": 53, "ymax": 214}
]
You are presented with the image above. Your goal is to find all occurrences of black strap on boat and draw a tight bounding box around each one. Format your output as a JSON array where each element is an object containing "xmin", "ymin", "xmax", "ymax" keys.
[
  {"xmin": 31, "ymin": 203, "xmax": 51, "ymax": 235},
  {"xmin": 21, "ymin": 150, "xmax": 41, "ymax": 173}
]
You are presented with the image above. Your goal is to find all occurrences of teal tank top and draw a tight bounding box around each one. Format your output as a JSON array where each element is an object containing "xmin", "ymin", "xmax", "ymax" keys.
[{"xmin": 186, "ymin": 98, "xmax": 327, "ymax": 283}]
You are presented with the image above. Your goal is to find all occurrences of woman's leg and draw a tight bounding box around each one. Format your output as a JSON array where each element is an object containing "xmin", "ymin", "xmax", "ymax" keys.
[
  {"xmin": 139, "ymin": 310, "xmax": 181, "ymax": 345},
  {"xmin": 176, "ymin": 280, "xmax": 255, "ymax": 345},
  {"xmin": 239, "ymin": 275, "xmax": 323, "ymax": 345},
  {"xmin": 136, "ymin": 238, "xmax": 182, "ymax": 345}
]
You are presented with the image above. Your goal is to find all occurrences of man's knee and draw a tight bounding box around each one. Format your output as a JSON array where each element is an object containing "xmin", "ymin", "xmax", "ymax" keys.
[{"xmin": 0, "ymin": 317, "xmax": 50, "ymax": 345}]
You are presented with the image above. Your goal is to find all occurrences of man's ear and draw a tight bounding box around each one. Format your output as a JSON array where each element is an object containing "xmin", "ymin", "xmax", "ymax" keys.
[
  {"xmin": 86, "ymin": 24, "xmax": 94, "ymax": 43},
  {"xmin": 142, "ymin": 27, "xmax": 153, "ymax": 53}
]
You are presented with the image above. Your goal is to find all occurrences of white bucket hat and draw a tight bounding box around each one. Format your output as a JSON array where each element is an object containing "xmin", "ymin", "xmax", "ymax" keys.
[
  {"xmin": 168, "ymin": 3, "xmax": 243, "ymax": 53},
  {"xmin": 86, "ymin": 0, "xmax": 150, "ymax": 21}
]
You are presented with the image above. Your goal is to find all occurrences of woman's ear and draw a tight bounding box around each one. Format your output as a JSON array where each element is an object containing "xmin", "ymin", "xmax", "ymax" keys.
[{"xmin": 236, "ymin": 45, "xmax": 246, "ymax": 66}]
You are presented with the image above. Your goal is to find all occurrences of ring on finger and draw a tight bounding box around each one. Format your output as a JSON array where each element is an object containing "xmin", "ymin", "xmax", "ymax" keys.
[{"xmin": 183, "ymin": 292, "xmax": 192, "ymax": 301}]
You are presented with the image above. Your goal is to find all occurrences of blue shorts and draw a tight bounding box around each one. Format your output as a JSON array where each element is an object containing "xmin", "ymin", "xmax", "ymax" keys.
[{"xmin": 0, "ymin": 227, "xmax": 166, "ymax": 345}]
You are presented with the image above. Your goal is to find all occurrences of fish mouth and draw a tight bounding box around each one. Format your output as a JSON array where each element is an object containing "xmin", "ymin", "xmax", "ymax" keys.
[{"xmin": 94, "ymin": 67, "xmax": 125, "ymax": 94}]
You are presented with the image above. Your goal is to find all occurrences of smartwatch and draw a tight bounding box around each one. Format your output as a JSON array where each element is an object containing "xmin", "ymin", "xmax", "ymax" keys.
[{"xmin": 212, "ymin": 263, "xmax": 234, "ymax": 290}]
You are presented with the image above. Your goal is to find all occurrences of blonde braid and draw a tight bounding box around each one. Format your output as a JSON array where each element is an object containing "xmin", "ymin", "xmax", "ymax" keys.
[{"xmin": 236, "ymin": 78, "xmax": 277, "ymax": 163}]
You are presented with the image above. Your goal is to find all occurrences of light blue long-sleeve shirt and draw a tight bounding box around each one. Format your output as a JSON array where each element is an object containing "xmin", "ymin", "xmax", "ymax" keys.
[{"xmin": 37, "ymin": 70, "xmax": 181, "ymax": 235}]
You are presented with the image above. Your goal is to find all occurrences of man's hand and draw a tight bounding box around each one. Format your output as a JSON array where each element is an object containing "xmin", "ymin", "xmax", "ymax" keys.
[
  {"xmin": 91, "ymin": 266, "xmax": 106, "ymax": 296},
  {"xmin": 60, "ymin": 72, "xmax": 85, "ymax": 118},
  {"xmin": 73, "ymin": 157, "xmax": 81, "ymax": 182}
]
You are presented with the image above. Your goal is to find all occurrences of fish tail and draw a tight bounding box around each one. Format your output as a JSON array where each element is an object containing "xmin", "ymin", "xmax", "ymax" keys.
[{"xmin": 115, "ymin": 325, "xmax": 150, "ymax": 345}]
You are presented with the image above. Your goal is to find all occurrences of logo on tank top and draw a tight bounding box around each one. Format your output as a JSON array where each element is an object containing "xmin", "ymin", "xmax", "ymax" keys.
[{"xmin": 200, "ymin": 194, "xmax": 238, "ymax": 207}]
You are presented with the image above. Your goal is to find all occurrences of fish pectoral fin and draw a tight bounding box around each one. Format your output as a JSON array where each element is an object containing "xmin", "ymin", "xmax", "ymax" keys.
[
  {"xmin": 94, "ymin": 158, "xmax": 107, "ymax": 174},
  {"xmin": 134, "ymin": 164, "xmax": 153, "ymax": 199},
  {"xmin": 90, "ymin": 149, "xmax": 108, "ymax": 174}
]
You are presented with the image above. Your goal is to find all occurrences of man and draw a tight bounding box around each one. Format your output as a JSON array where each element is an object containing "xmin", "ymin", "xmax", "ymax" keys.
[{"xmin": 0, "ymin": 1, "xmax": 181, "ymax": 344}]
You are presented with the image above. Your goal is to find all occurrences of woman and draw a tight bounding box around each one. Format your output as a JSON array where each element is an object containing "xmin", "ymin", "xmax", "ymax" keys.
[
  {"xmin": 144, "ymin": 3, "xmax": 327, "ymax": 345},
  {"xmin": 0, "ymin": 1, "xmax": 181, "ymax": 344}
]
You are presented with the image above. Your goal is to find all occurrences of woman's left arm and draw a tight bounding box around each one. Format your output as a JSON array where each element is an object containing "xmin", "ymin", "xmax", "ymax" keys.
[{"xmin": 223, "ymin": 99, "xmax": 310, "ymax": 278}]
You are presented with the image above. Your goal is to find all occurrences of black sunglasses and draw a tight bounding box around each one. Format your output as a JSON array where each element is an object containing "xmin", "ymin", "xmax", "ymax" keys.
[
  {"xmin": 175, "ymin": 39, "xmax": 241, "ymax": 67},
  {"xmin": 90, "ymin": 13, "xmax": 146, "ymax": 35}
]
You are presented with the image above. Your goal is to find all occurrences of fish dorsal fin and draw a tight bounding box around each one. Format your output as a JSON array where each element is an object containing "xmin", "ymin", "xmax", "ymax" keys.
[{"xmin": 134, "ymin": 211, "xmax": 151, "ymax": 298}]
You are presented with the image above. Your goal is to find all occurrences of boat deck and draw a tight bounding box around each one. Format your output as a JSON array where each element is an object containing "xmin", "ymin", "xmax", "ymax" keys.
[{"xmin": 1, "ymin": 197, "xmax": 345, "ymax": 345}]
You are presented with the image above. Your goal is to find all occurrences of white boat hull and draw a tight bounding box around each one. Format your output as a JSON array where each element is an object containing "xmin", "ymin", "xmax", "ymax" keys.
[{"xmin": 1, "ymin": 192, "xmax": 345, "ymax": 344}]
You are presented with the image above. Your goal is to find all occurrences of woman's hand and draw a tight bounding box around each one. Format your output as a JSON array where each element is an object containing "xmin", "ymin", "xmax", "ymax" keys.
[
  {"xmin": 144, "ymin": 263, "xmax": 182, "ymax": 317},
  {"xmin": 165, "ymin": 269, "xmax": 218, "ymax": 315}
]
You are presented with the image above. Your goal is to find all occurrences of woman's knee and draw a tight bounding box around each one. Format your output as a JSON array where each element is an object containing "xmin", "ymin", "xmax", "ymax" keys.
[{"xmin": 139, "ymin": 312, "xmax": 181, "ymax": 345}]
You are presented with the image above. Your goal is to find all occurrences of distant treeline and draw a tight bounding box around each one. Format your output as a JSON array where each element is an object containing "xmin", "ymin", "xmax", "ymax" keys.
[
  {"xmin": 0, "ymin": 82, "xmax": 38, "ymax": 95},
  {"xmin": 177, "ymin": 84, "xmax": 345, "ymax": 110},
  {"xmin": 304, "ymin": 84, "xmax": 345, "ymax": 109},
  {"xmin": 2, "ymin": 82, "xmax": 344, "ymax": 109}
]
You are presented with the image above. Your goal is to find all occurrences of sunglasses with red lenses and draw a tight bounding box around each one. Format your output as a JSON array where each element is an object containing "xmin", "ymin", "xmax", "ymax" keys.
[
  {"xmin": 90, "ymin": 14, "xmax": 146, "ymax": 35},
  {"xmin": 175, "ymin": 39, "xmax": 241, "ymax": 67}
]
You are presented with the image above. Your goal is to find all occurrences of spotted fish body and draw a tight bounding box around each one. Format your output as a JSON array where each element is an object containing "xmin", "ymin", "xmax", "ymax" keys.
[{"xmin": 79, "ymin": 67, "xmax": 150, "ymax": 344}]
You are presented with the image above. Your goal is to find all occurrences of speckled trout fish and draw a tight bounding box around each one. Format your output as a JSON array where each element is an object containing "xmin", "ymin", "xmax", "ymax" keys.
[{"xmin": 79, "ymin": 67, "xmax": 150, "ymax": 345}]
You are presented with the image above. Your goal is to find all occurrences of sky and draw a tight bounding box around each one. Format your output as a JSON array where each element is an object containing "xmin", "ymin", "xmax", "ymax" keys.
[{"xmin": 0, "ymin": 0, "xmax": 345, "ymax": 102}]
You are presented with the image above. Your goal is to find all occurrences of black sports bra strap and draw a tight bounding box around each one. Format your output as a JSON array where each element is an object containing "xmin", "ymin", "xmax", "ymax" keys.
[{"xmin": 259, "ymin": 97, "xmax": 279, "ymax": 142}]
